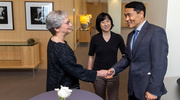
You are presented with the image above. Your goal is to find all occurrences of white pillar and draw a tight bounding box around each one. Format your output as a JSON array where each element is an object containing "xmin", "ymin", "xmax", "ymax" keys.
[{"xmin": 108, "ymin": 0, "xmax": 121, "ymax": 34}]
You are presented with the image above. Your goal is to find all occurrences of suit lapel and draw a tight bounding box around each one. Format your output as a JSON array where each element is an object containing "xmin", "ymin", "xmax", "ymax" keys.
[
  {"xmin": 132, "ymin": 21, "xmax": 149, "ymax": 57},
  {"xmin": 126, "ymin": 31, "xmax": 134, "ymax": 59}
]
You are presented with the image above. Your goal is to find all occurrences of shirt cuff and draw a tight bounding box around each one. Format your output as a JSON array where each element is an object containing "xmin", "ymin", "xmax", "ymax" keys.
[
  {"xmin": 149, "ymin": 92, "xmax": 157, "ymax": 97},
  {"xmin": 111, "ymin": 68, "xmax": 115, "ymax": 75}
]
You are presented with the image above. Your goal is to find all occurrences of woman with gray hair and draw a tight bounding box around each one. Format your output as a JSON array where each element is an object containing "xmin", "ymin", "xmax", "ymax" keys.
[{"xmin": 46, "ymin": 10, "xmax": 107, "ymax": 91}]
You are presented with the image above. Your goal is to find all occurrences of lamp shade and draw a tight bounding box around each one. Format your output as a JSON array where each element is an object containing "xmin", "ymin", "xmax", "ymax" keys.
[
  {"xmin": 86, "ymin": 14, "xmax": 92, "ymax": 19},
  {"xmin": 80, "ymin": 15, "xmax": 89, "ymax": 23}
]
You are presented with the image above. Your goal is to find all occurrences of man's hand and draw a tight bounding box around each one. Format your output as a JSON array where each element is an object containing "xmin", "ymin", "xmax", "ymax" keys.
[
  {"xmin": 97, "ymin": 70, "xmax": 108, "ymax": 77},
  {"xmin": 145, "ymin": 91, "xmax": 158, "ymax": 100},
  {"xmin": 105, "ymin": 68, "xmax": 114, "ymax": 79}
]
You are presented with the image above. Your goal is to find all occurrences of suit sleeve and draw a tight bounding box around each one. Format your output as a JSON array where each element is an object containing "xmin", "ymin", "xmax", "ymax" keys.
[
  {"xmin": 112, "ymin": 53, "xmax": 130, "ymax": 75},
  {"xmin": 147, "ymin": 27, "xmax": 168, "ymax": 96},
  {"xmin": 113, "ymin": 33, "xmax": 131, "ymax": 75}
]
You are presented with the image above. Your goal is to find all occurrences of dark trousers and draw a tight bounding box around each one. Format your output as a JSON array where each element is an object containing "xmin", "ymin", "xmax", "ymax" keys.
[
  {"xmin": 93, "ymin": 74, "xmax": 119, "ymax": 100},
  {"xmin": 129, "ymin": 93, "xmax": 160, "ymax": 100}
]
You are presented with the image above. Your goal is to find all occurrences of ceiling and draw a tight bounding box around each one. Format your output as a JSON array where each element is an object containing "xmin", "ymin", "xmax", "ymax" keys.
[{"xmin": 87, "ymin": 0, "xmax": 147, "ymax": 3}]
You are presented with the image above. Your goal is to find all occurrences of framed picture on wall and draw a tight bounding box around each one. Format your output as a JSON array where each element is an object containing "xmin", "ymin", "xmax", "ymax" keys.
[
  {"xmin": 25, "ymin": 2, "xmax": 53, "ymax": 30},
  {"xmin": 0, "ymin": 1, "xmax": 14, "ymax": 30}
]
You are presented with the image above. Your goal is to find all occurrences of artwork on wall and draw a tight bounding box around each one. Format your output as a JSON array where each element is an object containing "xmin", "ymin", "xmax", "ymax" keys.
[
  {"xmin": 25, "ymin": 2, "xmax": 53, "ymax": 30},
  {"xmin": 0, "ymin": 1, "xmax": 14, "ymax": 30}
]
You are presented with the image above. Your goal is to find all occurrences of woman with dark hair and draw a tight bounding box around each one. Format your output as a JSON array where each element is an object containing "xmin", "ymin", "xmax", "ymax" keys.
[
  {"xmin": 46, "ymin": 10, "xmax": 108, "ymax": 92},
  {"xmin": 88, "ymin": 12, "xmax": 125, "ymax": 100}
]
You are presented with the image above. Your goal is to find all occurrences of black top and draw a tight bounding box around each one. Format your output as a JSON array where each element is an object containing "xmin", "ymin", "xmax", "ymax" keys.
[
  {"xmin": 88, "ymin": 31, "xmax": 125, "ymax": 70},
  {"xmin": 46, "ymin": 38, "xmax": 97, "ymax": 91}
]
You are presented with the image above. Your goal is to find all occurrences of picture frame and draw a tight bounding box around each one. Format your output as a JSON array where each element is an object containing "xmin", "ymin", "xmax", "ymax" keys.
[
  {"xmin": 25, "ymin": 2, "xmax": 53, "ymax": 30},
  {"xmin": 0, "ymin": 1, "xmax": 14, "ymax": 30}
]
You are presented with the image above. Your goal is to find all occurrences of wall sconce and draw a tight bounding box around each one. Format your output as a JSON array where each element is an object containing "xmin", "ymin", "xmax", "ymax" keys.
[{"xmin": 80, "ymin": 15, "xmax": 90, "ymax": 30}]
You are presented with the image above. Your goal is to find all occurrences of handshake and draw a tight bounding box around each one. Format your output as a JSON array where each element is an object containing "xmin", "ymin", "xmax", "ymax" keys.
[{"xmin": 97, "ymin": 68, "xmax": 115, "ymax": 78}]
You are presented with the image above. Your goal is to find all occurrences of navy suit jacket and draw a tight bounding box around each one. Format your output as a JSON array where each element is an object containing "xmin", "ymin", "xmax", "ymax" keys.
[{"xmin": 113, "ymin": 21, "xmax": 168, "ymax": 100}]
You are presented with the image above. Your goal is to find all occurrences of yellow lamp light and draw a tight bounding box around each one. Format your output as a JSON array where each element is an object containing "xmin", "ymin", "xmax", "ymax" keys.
[
  {"xmin": 80, "ymin": 15, "xmax": 90, "ymax": 30},
  {"xmin": 80, "ymin": 15, "xmax": 89, "ymax": 23}
]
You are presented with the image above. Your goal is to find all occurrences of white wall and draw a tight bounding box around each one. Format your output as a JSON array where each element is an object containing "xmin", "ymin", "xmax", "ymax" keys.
[
  {"xmin": 165, "ymin": 0, "xmax": 180, "ymax": 78},
  {"xmin": 108, "ymin": 0, "xmax": 121, "ymax": 34}
]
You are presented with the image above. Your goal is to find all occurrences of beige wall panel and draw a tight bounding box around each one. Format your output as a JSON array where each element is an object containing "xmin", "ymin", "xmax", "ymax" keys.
[
  {"xmin": 87, "ymin": 3, "xmax": 103, "ymax": 28},
  {"xmin": 121, "ymin": 3, "xmax": 127, "ymax": 27},
  {"xmin": 83, "ymin": 0, "xmax": 87, "ymax": 14},
  {"xmin": 63, "ymin": 0, "xmax": 74, "ymax": 50},
  {"xmin": 74, "ymin": 0, "xmax": 87, "ymax": 47},
  {"xmin": 0, "ymin": 0, "xmax": 75, "ymax": 69}
]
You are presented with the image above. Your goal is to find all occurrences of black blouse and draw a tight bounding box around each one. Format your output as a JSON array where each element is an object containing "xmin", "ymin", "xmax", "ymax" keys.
[
  {"xmin": 46, "ymin": 38, "xmax": 97, "ymax": 91},
  {"xmin": 88, "ymin": 31, "xmax": 125, "ymax": 70}
]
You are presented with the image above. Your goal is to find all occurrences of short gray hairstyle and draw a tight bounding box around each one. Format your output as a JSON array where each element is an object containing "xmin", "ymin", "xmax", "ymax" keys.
[{"xmin": 46, "ymin": 10, "xmax": 68, "ymax": 35}]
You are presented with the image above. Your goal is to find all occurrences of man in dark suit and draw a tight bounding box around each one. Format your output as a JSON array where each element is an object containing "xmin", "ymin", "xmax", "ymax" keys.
[{"xmin": 106, "ymin": 1, "xmax": 168, "ymax": 100}]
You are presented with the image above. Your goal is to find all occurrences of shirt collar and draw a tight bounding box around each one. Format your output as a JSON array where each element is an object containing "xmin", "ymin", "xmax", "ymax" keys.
[{"xmin": 136, "ymin": 20, "xmax": 146, "ymax": 31}]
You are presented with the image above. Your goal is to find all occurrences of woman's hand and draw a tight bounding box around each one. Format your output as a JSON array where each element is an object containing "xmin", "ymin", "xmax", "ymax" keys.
[{"xmin": 97, "ymin": 70, "xmax": 108, "ymax": 77}]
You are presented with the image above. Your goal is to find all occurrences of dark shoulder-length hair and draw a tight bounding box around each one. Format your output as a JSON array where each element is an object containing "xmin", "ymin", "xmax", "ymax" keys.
[{"xmin": 96, "ymin": 12, "xmax": 114, "ymax": 33}]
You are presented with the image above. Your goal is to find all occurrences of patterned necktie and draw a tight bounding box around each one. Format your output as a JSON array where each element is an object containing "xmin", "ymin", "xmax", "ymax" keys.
[{"xmin": 131, "ymin": 30, "xmax": 139, "ymax": 54}]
